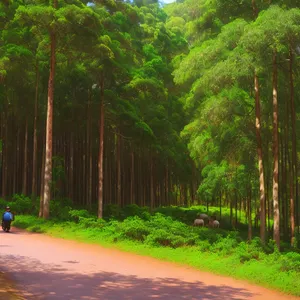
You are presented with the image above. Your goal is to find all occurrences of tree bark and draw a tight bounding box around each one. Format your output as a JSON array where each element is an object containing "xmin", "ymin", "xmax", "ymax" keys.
[
  {"xmin": 130, "ymin": 150, "xmax": 135, "ymax": 204},
  {"xmin": 289, "ymin": 47, "xmax": 296, "ymax": 246},
  {"xmin": 39, "ymin": 142, "xmax": 45, "ymax": 218},
  {"xmin": 150, "ymin": 155, "xmax": 154, "ymax": 210},
  {"xmin": 86, "ymin": 90, "xmax": 92, "ymax": 209},
  {"xmin": 254, "ymin": 74, "xmax": 266, "ymax": 243},
  {"xmin": 1, "ymin": 111, "xmax": 7, "ymax": 198},
  {"xmin": 42, "ymin": 0, "xmax": 57, "ymax": 219},
  {"xmin": 248, "ymin": 185, "xmax": 252, "ymax": 241},
  {"xmin": 32, "ymin": 63, "xmax": 39, "ymax": 199},
  {"xmin": 252, "ymin": 0, "xmax": 258, "ymax": 18},
  {"xmin": 98, "ymin": 77, "xmax": 104, "ymax": 219},
  {"xmin": 22, "ymin": 118, "xmax": 28, "ymax": 195},
  {"xmin": 117, "ymin": 132, "xmax": 121, "ymax": 206},
  {"xmin": 272, "ymin": 52, "xmax": 280, "ymax": 249}
]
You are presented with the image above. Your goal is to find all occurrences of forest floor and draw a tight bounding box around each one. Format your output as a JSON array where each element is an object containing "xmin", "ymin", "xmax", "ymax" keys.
[{"xmin": 0, "ymin": 227, "xmax": 299, "ymax": 300}]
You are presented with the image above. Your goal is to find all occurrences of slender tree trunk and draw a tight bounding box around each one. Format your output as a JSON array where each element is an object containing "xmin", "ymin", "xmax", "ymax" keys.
[
  {"xmin": 272, "ymin": 52, "xmax": 280, "ymax": 249},
  {"xmin": 32, "ymin": 63, "xmax": 39, "ymax": 199},
  {"xmin": 254, "ymin": 74, "xmax": 266, "ymax": 243},
  {"xmin": 150, "ymin": 155, "xmax": 154, "ymax": 210},
  {"xmin": 117, "ymin": 133, "xmax": 121, "ymax": 206},
  {"xmin": 165, "ymin": 161, "xmax": 169, "ymax": 205},
  {"xmin": 130, "ymin": 150, "xmax": 135, "ymax": 204},
  {"xmin": 289, "ymin": 47, "xmax": 296, "ymax": 245},
  {"xmin": 89, "ymin": 133, "xmax": 93, "ymax": 209},
  {"xmin": 248, "ymin": 185, "xmax": 252, "ymax": 241},
  {"xmin": 69, "ymin": 133, "xmax": 74, "ymax": 202},
  {"xmin": 39, "ymin": 142, "xmax": 45, "ymax": 217},
  {"xmin": 13, "ymin": 128, "xmax": 19, "ymax": 194},
  {"xmin": 22, "ymin": 118, "xmax": 28, "ymax": 195},
  {"xmin": 86, "ymin": 90, "xmax": 92, "ymax": 209},
  {"xmin": 42, "ymin": 0, "xmax": 57, "ymax": 219},
  {"xmin": 252, "ymin": 0, "xmax": 258, "ymax": 17},
  {"xmin": 98, "ymin": 77, "xmax": 104, "ymax": 219},
  {"xmin": 1, "ymin": 111, "xmax": 7, "ymax": 198}
]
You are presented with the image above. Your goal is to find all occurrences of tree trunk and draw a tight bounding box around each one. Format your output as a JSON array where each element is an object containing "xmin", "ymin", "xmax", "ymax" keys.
[
  {"xmin": 248, "ymin": 185, "xmax": 252, "ymax": 241},
  {"xmin": 42, "ymin": 1, "xmax": 57, "ymax": 219},
  {"xmin": 150, "ymin": 156, "xmax": 154, "ymax": 210},
  {"xmin": 22, "ymin": 118, "xmax": 28, "ymax": 195},
  {"xmin": 69, "ymin": 133, "xmax": 74, "ymax": 202},
  {"xmin": 98, "ymin": 77, "xmax": 104, "ymax": 219},
  {"xmin": 289, "ymin": 47, "xmax": 296, "ymax": 246},
  {"xmin": 89, "ymin": 133, "xmax": 93, "ymax": 209},
  {"xmin": 117, "ymin": 132, "xmax": 121, "ymax": 206},
  {"xmin": 86, "ymin": 90, "xmax": 92, "ymax": 209},
  {"xmin": 254, "ymin": 74, "xmax": 266, "ymax": 243},
  {"xmin": 130, "ymin": 150, "xmax": 135, "ymax": 204},
  {"xmin": 39, "ymin": 142, "xmax": 45, "ymax": 217},
  {"xmin": 32, "ymin": 63, "xmax": 39, "ymax": 199},
  {"xmin": 252, "ymin": 0, "xmax": 258, "ymax": 18},
  {"xmin": 272, "ymin": 52, "xmax": 280, "ymax": 249},
  {"xmin": 1, "ymin": 111, "xmax": 7, "ymax": 198}
]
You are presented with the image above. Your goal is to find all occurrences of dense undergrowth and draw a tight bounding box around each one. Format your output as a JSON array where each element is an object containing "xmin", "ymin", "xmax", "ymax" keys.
[{"xmin": 1, "ymin": 194, "xmax": 300, "ymax": 296}]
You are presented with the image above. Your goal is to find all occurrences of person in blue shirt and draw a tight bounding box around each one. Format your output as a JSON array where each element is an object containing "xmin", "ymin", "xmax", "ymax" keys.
[{"xmin": 2, "ymin": 206, "xmax": 14, "ymax": 232}]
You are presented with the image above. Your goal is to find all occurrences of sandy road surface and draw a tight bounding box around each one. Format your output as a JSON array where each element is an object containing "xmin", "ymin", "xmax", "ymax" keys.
[{"xmin": 0, "ymin": 228, "xmax": 298, "ymax": 300}]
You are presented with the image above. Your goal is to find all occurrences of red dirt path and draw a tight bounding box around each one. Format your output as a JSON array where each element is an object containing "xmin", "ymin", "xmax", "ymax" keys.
[{"xmin": 0, "ymin": 228, "xmax": 298, "ymax": 300}]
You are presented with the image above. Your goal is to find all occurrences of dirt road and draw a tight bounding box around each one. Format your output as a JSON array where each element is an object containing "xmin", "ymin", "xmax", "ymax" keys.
[{"xmin": 0, "ymin": 228, "xmax": 298, "ymax": 300}]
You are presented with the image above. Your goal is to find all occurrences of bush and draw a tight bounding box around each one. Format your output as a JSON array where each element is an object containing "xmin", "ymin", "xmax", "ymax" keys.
[
  {"xmin": 12, "ymin": 194, "xmax": 33, "ymax": 214},
  {"xmin": 196, "ymin": 239, "xmax": 211, "ymax": 251},
  {"xmin": 69, "ymin": 209, "xmax": 91, "ymax": 222},
  {"xmin": 103, "ymin": 204, "xmax": 122, "ymax": 220},
  {"xmin": 210, "ymin": 233, "xmax": 239, "ymax": 255},
  {"xmin": 145, "ymin": 229, "xmax": 186, "ymax": 248},
  {"xmin": 122, "ymin": 204, "xmax": 151, "ymax": 220},
  {"xmin": 235, "ymin": 241, "xmax": 260, "ymax": 263},
  {"xmin": 50, "ymin": 199, "xmax": 71, "ymax": 220},
  {"xmin": 148, "ymin": 213, "xmax": 191, "ymax": 238},
  {"xmin": 280, "ymin": 252, "xmax": 300, "ymax": 272},
  {"xmin": 78, "ymin": 217, "xmax": 106, "ymax": 229},
  {"xmin": 118, "ymin": 216, "xmax": 151, "ymax": 241}
]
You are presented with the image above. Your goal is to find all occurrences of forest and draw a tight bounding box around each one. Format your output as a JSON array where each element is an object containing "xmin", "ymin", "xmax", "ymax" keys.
[{"xmin": 1, "ymin": 0, "xmax": 300, "ymax": 257}]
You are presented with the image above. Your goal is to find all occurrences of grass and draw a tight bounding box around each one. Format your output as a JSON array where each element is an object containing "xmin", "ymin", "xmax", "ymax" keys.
[{"xmin": 13, "ymin": 214, "xmax": 300, "ymax": 297}]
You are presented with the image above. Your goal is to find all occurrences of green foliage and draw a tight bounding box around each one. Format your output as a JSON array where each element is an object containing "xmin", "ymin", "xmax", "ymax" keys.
[
  {"xmin": 69, "ymin": 209, "xmax": 91, "ymax": 222},
  {"xmin": 117, "ymin": 216, "xmax": 151, "ymax": 241},
  {"xmin": 280, "ymin": 252, "xmax": 300, "ymax": 272},
  {"xmin": 49, "ymin": 197, "xmax": 72, "ymax": 220},
  {"xmin": 0, "ymin": 194, "xmax": 33, "ymax": 214}
]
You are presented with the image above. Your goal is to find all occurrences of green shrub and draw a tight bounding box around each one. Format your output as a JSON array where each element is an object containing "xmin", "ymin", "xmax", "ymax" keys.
[
  {"xmin": 235, "ymin": 241, "xmax": 260, "ymax": 263},
  {"xmin": 122, "ymin": 204, "xmax": 151, "ymax": 220},
  {"xmin": 148, "ymin": 213, "xmax": 191, "ymax": 237},
  {"xmin": 0, "ymin": 198, "xmax": 7, "ymax": 209},
  {"xmin": 50, "ymin": 199, "xmax": 71, "ymax": 220},
  {"xmin": 145, "ymin": 229, "xmax": 185, "ymax": 248},
  {"xmin": 210, "ymin": 233, "xmax": 239, "ymax": 255},
  {"xmin": 69, "ymin": 209, "xmax": 91, "ymax": 222},
  {"xmin": 12, "ymin": 194, "xmax": 33, "ymax": 214},
  {"xmin": 280, "ymin": 252, "xmax": 300, "ymax": 272},
  {"xmin": 0, "ymin": 194, "xmax": 33, "ymax": 215},
  {"xmin": 78, "ymin": 217, "xmax": 107, "ymax": 229},
  {"xmin": 196, "ymin": 239, "xmax": 211, "ymax": 251},
  {"xmin": 118, "ymin": 216, "xmax": 151, "ymax": 241},
  {"xmin": 103, "ymin": 204, "xmax": 122, "ymax": 220}
]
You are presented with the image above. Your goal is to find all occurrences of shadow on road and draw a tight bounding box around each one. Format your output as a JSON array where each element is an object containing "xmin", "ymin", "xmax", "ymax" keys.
[{"xmin": 0, "ymin": 254, "xmax": 257, "ymax": 300}]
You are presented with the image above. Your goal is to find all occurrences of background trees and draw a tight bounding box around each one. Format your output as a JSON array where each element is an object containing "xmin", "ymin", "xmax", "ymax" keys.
[{"xmin": 1, "ymin": 0, "xmax": 300, "ymax": 248}]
